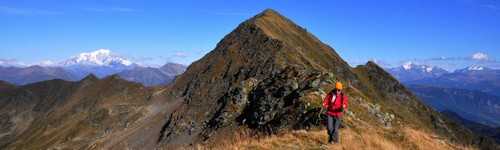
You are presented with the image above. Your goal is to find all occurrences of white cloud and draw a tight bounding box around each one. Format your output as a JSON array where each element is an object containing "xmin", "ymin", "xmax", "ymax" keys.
[{"xmin": 471, "ymin": 52, "xmax": 489, "ymax": 61}]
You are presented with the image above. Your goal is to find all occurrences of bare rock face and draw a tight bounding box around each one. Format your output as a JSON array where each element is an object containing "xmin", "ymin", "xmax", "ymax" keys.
[
  {"xmin": 158, "ymin": 9, "xmax": 359, "ymax": 145},
  {"xmin": 156, "ymin": 9, "xmax": 498, "ymax": 149},
  {"xmin": 1, "ymin": 9, "xmax": 497, "ymax": 150}
]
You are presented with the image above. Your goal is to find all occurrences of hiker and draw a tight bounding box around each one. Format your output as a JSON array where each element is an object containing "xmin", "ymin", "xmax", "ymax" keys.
[{"xmin": 322, "ymin": 81, "xmax": 348, "ymax": 144}]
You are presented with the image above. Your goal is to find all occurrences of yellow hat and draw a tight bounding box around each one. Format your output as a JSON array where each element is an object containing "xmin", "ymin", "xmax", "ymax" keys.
[{"xmin": 335, "ymin": 82, "xmax": 343, "ymax": 90}]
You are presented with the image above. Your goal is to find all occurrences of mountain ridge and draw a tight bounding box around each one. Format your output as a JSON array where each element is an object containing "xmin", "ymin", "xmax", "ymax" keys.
[
  {"xmin": 159, "ymin": 9, "xmax": 497, "ymax": 149},
  {"xmin": 388, "ymin": 63, "xmax": 448, "ymax": 82},
  {"xmin": 0, "ymin": 62, "xmax": 186, "ymax": 86},
  {"xmin": 162, "ymin": 9, "xmax": 362, "ymax": 145},
  {"xmin": 0, "ymin": 9, "xmax": 497, "ymax": 149}
]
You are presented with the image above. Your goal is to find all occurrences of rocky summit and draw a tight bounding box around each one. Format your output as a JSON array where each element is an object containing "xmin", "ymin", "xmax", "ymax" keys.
[
  {"xmin": 157, "ymin": 9, "xmax": 498, "ymax": 149},
  {"xmin": 161, "ymin": 8, "xmax": 359, "ymax": 144},
  {"xmin": 0, "ymin": 9, "xmax": 498, "ymax": 150}
]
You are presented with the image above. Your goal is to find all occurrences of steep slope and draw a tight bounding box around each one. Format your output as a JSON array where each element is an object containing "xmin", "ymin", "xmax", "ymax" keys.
[
  {"xmin": 442, "ymin": 111, "xmax": 500, "ymax": 143},
  {"xmin": 352, "ymin": 62, "xmax": 497, "ymax": 147},
  {"xmin": 0, "ymin": 74, "xmax": 173, "ymax": 149},
  {"xmin": 157, "ymin": 9, "xmax": 497, "ymax": 149},
  {"xmin": 1, "ymin": 9, "xmax": 498, "ymax": 150},
  {"xmin": 160, "ymin": 9, "xmax": 359, "ymax": 145}
]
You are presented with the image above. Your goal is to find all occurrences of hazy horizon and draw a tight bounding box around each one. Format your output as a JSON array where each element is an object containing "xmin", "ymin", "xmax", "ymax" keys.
[{"xmin": 2, "ymin": 0, "xmax": 500, "ymax": 70}]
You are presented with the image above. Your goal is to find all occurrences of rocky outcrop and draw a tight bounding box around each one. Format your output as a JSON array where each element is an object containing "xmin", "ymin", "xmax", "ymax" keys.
[
  {"xmin": 157, "ymin": 10, "xmax": 498, "ymax": 149},
  {"xmin": 1, "ymin": 9, "xmax": 497, "ymax": 150},
  {"xmin": 158, "ymin": 9, "xmax": 359, "ymax": 145}
]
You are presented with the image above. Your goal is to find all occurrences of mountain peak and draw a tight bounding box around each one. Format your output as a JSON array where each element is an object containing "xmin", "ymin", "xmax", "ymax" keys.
[
  {"xmin": 454, "ymin": 65, "xmax": 492, "ymax": 73},
  {"xmin": 243, "ymin": 9, "xmax": 313, "ymax": 45},
  {"xmin": 61, "ymin": 49, "xmax": 133, "ymax": 67},
  {"xmin": 253, "ymin": 9, "xmax": 282, "ymax": 20},
  {"xmin": 402, "ymin": 61, "xmax": 415, "ymax": 70},
  {"xmin": 466, "ymin": 65, "xmax": 487, "ymax": 71},
  {"xmin": 397, "ymin": 61, "xmax": 448, "ymax": 73},
  {"xmin": 366, "ymin": 60, "xmax": 381, "ymax": 68},
  {"xmin": 366, "ymin": 61, "xmax": 391, "ymax": 74},
  {"xmin": 81, "ymin": 73, "xmax": 99, "ymax": 82},
  {"xmin": 164, "ymin": 9, "xmax": 360, "ymax": 144},
  {"xmin": 206, "ymin": 9, "xmax": 349, "ymax": 73},
  {"xmin": 160, "ymin": 63, "xmax": 186, "ymax": 76}
]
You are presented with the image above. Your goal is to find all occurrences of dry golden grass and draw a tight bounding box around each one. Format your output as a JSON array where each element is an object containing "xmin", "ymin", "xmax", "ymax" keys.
[
  {"xmin": 402, "ymin": 128, "xmax": 474, "ymax": 150},
  {"xmin": 196, "ymin": 126, "xmax": 476, "ymax": 150}
]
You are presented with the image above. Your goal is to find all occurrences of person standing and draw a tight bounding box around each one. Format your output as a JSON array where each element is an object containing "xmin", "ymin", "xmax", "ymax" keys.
[{"xmin": 322, "ymin": 82, "xmax": 348, "ymax": 144}]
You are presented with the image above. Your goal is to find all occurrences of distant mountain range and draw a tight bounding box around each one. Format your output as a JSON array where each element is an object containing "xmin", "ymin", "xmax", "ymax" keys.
[
  {"xmin": 0, "ymin": 66, "xmax": 75, "ymax": 85},
  {"xmin": 388, "ymin": 63, "xmax": 500, "ymax": 141},
  {"xmin": 0, "ymin": 49, "xmax": 186, "ymax": 86},
  {"xmin": 387, "ymin": 62, "xmax": 448, "ymax": 82},
  {"xmin": 0, "ymin": 9, "xmax": 497, "ymax": 149},
  {"xmin": 410, "ymin": 66, "xmax": 500, "ymax": 97},
  {"xmin": 118, "ymin": 63, "xmax": 186, "ymax": 86},
  {"xmin": 388, "ymin": 64, "xmax": 500, "ymax": 97},
  {"xmin": 378, "ymin": 52, "xmax": 500, "ymax": 71},
  {"xmin": 60, "ymin": 49, "xmax": 138, "ymax": 78}
]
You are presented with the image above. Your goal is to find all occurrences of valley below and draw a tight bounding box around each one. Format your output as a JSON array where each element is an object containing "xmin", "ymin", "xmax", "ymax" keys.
[{"xmin": 0, "ymin": 9, "xmax": 498, "ymax": 150}]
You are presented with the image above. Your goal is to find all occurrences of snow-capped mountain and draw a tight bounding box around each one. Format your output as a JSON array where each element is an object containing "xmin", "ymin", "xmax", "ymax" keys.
[
  {"xmin": 59, "ymin": 49, "xmax": 138, "ymax": 78},
  {"xmin": 455, "ymin": 65, "xmax": 493, "ymax": 73},
  {"xmin": 401, "ymin": 61, "xmax": 437, "ymax": 72},
  {"xmin": 384, "ymin": 52, "xmax": 500, "ymax": 71},
  {"xmin": 467, "ymin": 65, "xmax": 485, "ymax": 71},
  {"xmin": 388, "ymin": 62, "xmax": 448, "ymax": 82},
  {"xmin": 60, "ymin": 49, "xmax": 133, "ymax": 67},
  {"xmin": 0, "ymin": 49, "xmax": 187, "ymax": 86},
  {"xmin": 404, "ymin": 65, "xmax": 500, "ymax": 96}
]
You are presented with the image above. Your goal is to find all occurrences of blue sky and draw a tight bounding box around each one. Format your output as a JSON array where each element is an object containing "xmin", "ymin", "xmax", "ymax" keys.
[{"xmin": 1, "ymin": 0, "xmax": 499, "ymax": 67}]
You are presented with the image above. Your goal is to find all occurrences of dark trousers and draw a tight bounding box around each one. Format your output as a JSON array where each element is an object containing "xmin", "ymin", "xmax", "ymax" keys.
[{"xmin": 327, "ymin": 115, "xmax": 341, "ymax": 143}]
